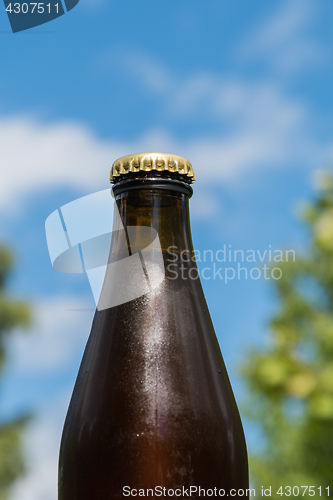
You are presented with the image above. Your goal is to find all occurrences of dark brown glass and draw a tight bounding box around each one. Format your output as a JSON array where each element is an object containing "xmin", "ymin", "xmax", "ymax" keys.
[{"xmin": 58, "ymin": 176, "xmax": 249, "ymax": 499}]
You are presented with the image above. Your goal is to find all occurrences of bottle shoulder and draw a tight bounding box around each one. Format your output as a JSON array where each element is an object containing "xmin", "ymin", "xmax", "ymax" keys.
[{"xmin": 74, "ymin": 280, "xmax": 240, "ymax": 424}]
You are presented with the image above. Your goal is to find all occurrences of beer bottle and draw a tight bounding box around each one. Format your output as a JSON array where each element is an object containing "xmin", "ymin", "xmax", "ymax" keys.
[{"xmin": 58, "ymin": 153, "xmax": 249, "ymax": 499}]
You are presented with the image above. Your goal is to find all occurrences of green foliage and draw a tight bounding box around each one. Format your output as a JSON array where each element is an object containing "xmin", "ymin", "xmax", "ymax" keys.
[
  {"xmin": 0, "ymin": 246, "xmax": 31, "ymax": 500},
  {"xmin": 241, "ymin": 172, "xmax": 333, "ymax": 498},
  {"xmin": 0, "ymin": 418, "xmax": 29, "ymax": 500}
]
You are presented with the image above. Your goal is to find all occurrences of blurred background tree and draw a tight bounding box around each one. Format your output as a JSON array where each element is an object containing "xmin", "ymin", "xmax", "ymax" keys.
[
  {"xmin": 241, "ymin": 172, "xmax": 333, "ymax": 498},
  {"xmin": 0, "ymin": 246, "xmax": 31, "ymax": 500}
]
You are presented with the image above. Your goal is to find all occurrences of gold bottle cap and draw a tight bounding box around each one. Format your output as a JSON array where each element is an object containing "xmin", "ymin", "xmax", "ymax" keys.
[{"xmin": 110, "ymin": 152, "xmax": 195, "ymax": 183}]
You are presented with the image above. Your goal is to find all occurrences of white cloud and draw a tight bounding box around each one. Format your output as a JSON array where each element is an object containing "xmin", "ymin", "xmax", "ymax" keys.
[
  {"xmin": 97, "ymin": 43, "xmax": 333, "ymax": 183},
  {"xmin": 0, "ymin": 116, "xmax": 123, "ymax": 214},
  {"xmin": 190, "ymin": 191, "xmax": 221, "ymax": 220},
  {"xmin": 10, "ymin": 419, "xmax": 58, "ymax": 500},
  {"xmin": 0, "ymin": 92, "xmax": 328, "ymax": 222},
  {"xmin": 113, "ymin": 50, "xmax": 173, "ymax": 93},
  {"xmin": 108, "ymin": 47, "xmax": 308, "ymax": 125},
  {"xmin": 6, "ymin": 297, "xmax": 92, "ymax": 500},
  {"xmin": 9, "ymin": 296, "xmax": 91, "ymax": 373},
  {"xmin": 237, "ymin": 0, "xmax": 324, "ymax": 74},
  {"xmin": 9, "ymin": 391, "xmax": 70, "ymax": 500},
  {"xmin": 250, "ymin": 0, "xmax": 311, "ymax": 50}
]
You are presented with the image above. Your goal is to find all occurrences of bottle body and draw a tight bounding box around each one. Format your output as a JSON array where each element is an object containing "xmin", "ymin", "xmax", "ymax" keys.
[{"xmin": 58, "ymin": 182, "xmax": 248, "ymax": 499}]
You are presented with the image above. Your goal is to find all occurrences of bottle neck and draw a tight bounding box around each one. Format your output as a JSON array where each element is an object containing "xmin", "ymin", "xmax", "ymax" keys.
[
  {"xmin": 96, "ymin": 178, "xmax": 198, "ymax": 310},
  {"xmin": 111, "ymin": 179, "xmax": 194, "ymax": 258}
]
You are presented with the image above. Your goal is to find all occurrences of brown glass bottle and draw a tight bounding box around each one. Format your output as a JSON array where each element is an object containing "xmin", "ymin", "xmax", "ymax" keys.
[{"xmin": 58, "ymin": 154, "xmax": 249, "ymax": 499}]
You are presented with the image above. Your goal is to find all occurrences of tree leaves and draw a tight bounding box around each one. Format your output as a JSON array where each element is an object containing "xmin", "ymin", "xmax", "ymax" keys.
[
  {"xmin": 241, "ymin": 171, "xmax": 333, "ymax": 497},
  {"xmin": 0, "ymin": 246, "xmax": 31, "ymax": 499}
]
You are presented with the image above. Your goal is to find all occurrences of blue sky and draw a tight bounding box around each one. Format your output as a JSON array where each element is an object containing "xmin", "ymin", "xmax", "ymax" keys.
[{"xmin": 1, "ymin": 0, "xmax": 333, "ymax": 498}]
